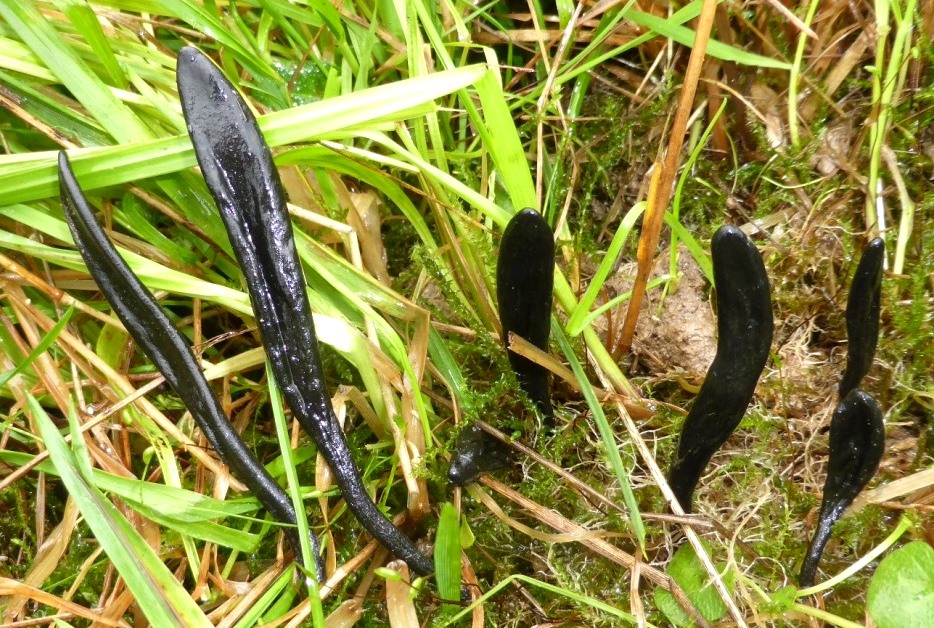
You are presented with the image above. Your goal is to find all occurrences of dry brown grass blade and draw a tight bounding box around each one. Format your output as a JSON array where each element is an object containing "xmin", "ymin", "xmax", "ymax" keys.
[
  {"xmin": 459, "ymin": 549, "xmax": 485, "ymax": 628},
  {"xmin": 478, "ymin": 476, "xmax": 710, "ymax": 628},
  {"xmin": 618, "ymin": 0, "xmax": 720, "ymax": 354},
  {"xmin": 0, "ymin": 576, "xmax": 130, "ymax": 627},
  {"xmin": 507, "ymin": 332, "xmax": 653, "ymax": 418},
  {"xmin": 855, "ymin": 465, "xmax": 934, "ymax": 510},
  {"xmin": 324, "ymin": 599, "xmax": 363, "ymax": 627},
  {"xmin": 4, "ymin": 498, "xmax": 79, "ymax": 622},
  {"xmin": 468, "ymin": 483, "xmax": 628, "ymax": 543},
  {"xmin": 209, "ymin": 562, "xmax": 286, "ymax": 627},
  {"xmin": 0, "ymin": 375, "xmax": 166, "ymax": 494},
  {"xmin": 384, "ymin": 560, "xmax": 419, "ymax": 628},
  {"xmin": 1, "ymin": 288, "xmax": 242, "ymax": 485},
  {"xmin": 474, "ymin": 419, "xmax": 672, "ymax": 520},
  {"xmin": 0, "ymin": 250, "xmax": 119, "ymax": 327}
]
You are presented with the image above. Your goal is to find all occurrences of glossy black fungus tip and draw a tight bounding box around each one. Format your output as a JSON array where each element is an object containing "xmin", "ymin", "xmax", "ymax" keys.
[
  {"xmin": 667, "ymin": 225, "xmax": 773, "ymax": 513},
  {"xmin": 799, "ymin": 389, "xmax": 884, "ymax": 586},
  {"xmin": 497, "ymin": 208, "xmax": 555, "ymax": 418},
  {"xmin": 839, "ymin": 238, "xmax": 884, "ymax": 398}
]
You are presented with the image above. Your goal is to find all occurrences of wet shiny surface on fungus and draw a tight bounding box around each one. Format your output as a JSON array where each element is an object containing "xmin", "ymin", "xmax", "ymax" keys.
[
  {"xmin": 177, "ymin": 46, "xmax": 432, "ymax": 576},
  {"xmin": 839, "ymin": 238, "xmax": 884, "ymax": 397},
  {"xmin": 496, "ymin": 208, "xmax": 555, "ymax": 418}
]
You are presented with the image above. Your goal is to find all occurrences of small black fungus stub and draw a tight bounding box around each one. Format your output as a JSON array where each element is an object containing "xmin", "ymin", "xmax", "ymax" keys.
[
  {"xmin": 667, "ymin": 225, "xmax": 773, "ymax": 513},
  {"xmin": 447, "ymin": 424, "xmax": 512, "ymax": 487}
]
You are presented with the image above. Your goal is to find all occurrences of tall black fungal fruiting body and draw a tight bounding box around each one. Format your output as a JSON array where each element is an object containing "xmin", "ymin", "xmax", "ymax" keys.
[
  {"xmin": 176, "ymin": 46, "xmax": 433, "ymax": 577},
  {"xmin": 58, "ymin": 153, "xmax": 318, "ymax": 574},
  {"xmin": 496, "ymin": 208, "xmax": 555, "ymax": 418},
  {"xmin": 447, "ymin": 209, "xmax": 554, "ymax": 487},
  {"xmin": 799, "ymin": 389, "xmax": 884, "ymax": 586},
  {"xmin": 839, "ymin": 238, "xmax": 884, "ymax": 397},
  {"xmin": 667, "ymin": 226, "xmax": 773, "ymax": 513}
]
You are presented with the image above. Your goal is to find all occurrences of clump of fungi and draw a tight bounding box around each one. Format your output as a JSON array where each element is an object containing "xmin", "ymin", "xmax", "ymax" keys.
[{"xmin": 799, "ymin": 238, "xmax": 886, "ymax": 586}]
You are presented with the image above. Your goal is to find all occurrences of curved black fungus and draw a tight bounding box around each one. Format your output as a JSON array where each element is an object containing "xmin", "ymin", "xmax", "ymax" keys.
[
  {"xmin": 496, "ymin": 208, "xmax": 555, "ymax": 418},
  {"xmin": 799, "ymin": 389, "xmax": 884, "ymax": 586},
  {"xmin": 58, "ymin": 152, "xmax": 320, "ymax": 576},
  {"xmin": 667, "ymin": 225, "xmax": 773, "ymax": 513},
  {"xmin": 447, "ymin": 424, "xmax": 511, "ymax": 487},
  {"xmin": 176, "ymin": 46, "xmax": 433, "ymax": 577},
  {"xmin": 839, "ymin": 238, "xmax": 884, "ymax": 398}
]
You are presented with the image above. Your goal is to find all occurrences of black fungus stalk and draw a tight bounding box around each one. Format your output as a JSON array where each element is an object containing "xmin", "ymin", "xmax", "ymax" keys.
[
  {"xmin": 447, "ymin": 209, "xmax": 554, "ymax": 487},
  {"xmin": 58, "ymin": 152, "xmax": 319, "ymax": 575},
  {"xmin": 176, "ymin": 46, "xmax": 433, "ymax": 576},
  {"xmin": 496, "ymin": 208, "xmax": 555, "ymax": 418},
  {"xmin": 839, "ymin": 238, "xmax": 884, "ymax": 397},
  {"xmin": 667, "ymin": 226, "xmax": 773, "ymax": 512},
  {"xmin": 799, "ymin": 389, "xmax": 884, "ymax": 586}
]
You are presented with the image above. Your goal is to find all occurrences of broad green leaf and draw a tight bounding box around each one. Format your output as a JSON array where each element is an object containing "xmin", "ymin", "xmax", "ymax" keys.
[
  {"xmin": 868, "ymin": 541, "xmax": 934, "ymax": 628},
  {"xmin": 654, "ymin": 541, "xmax": 735, "ymax": 627}
]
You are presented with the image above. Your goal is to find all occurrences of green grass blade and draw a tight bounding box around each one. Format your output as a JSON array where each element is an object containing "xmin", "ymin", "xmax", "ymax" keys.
[
  {"xmin": 566, "ymin": 202, "xmax": 645, "ymax": 336},
  {"xmin": 435, "ymin": 502, "xmax": 462, "ymax": 605},
  {"xmin": 444, "ymin": 573, "xmax": 638, "ymax": 626},
  {"xmin": 0, "ymin": 305, "xmax": 74, "ymax": 390},
  {"xmin": 0, "ymin": 0, "xmax": 152, "ymax": 142},
  {"xmin": 552, "ymin": 324, "xmax": 645, "ymax": 548},
  {"xmin": 55, "ymin": 0, "xmax": 128, "ymax": 90},
  {"xmin": 627, "ymin": 7, "xmax": 791, "ymax": 70},
  {"xmin": 30, "ymin": 395, "xmax": 212, "ymax": 627},
  {"xmin": 0, "ymin": 64, "xmax": 487, "ymax": 205}
]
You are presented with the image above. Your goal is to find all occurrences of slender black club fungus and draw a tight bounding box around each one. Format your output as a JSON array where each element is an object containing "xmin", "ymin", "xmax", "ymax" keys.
[
  {"xmin": 58, "ymin": 153, "xmax": 320, "ymax": 575},
  {"xmin": 839, "ymin": 238, "xmax": 884, "ymax": 397},
  {"xmin": 496, "ymin": 208, "xmax": 555, "ymax": 417},
  {"xmin": 799, "ymin": 389, "xmax": 884, "ymax": 586},
  {"xmin": 446, "ymin": 209, "xmax": 554, "ymax": 487},
  {"xmin": 667, "ymin": 226, "xmax": 773, "ymax": 513},
  {"xmin": 176, "ymin": 46, "xmax": 433, "ymax": 577}
]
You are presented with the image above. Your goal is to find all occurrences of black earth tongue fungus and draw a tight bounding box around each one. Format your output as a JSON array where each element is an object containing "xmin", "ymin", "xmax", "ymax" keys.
[
  {"xmin": 176, "ymin": 46, "xmax": 433, "ymax": 577},
  {"xmin": 799, "ymin": 389, "xmax": 885, "ymax": 587},
  {"xmin": 497, "ymin": 208, "xmax": 555, "ymax": 419},
  {"xmin": 667, "ymin": 225, "xmax": 773, "ymax": 513},
  {"xmin": 58, "ymin": 152, "xmax": 321, "ymax": 576},
  {"xmin": 447, "ymin": 209, "xmax": 555, "ymax": 487},
  {"xmin": 839, "ymin": 238, "xmax": 885, "ymax": 398}
]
